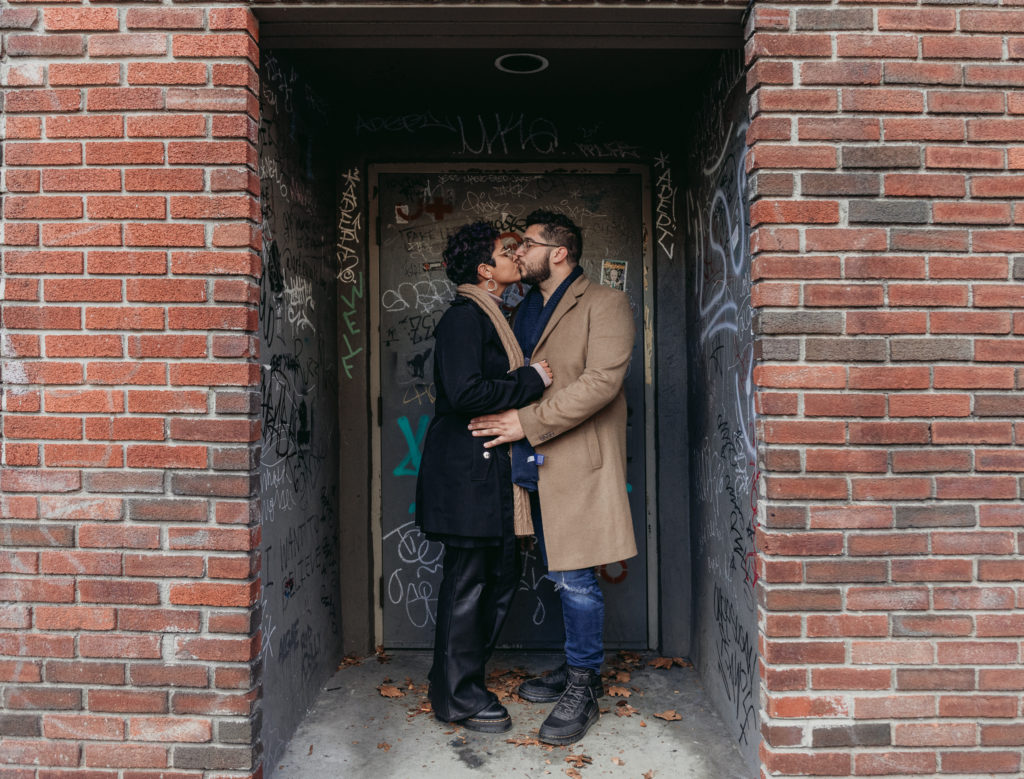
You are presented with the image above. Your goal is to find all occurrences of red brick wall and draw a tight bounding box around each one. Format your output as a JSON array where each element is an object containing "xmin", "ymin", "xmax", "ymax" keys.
[
  {"xmin": 4, "ymin": 0, "xmax": 1024, "ymax": 776},
  {"xmin": 747, "ymin": 3, "xmax": 1024, "ymax": 776},
  {"xmin": 1, "ymin": 3, "xmax": 262, "ymax": 776}
]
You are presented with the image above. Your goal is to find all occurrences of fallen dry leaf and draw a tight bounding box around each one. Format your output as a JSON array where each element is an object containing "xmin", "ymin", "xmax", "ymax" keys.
[
  {"xmin": 654, "ymin": 709, "xmax": 682, "ymax": 721},
  {"xmin": 407, "ymin": 700, "xmax": 432, "ymax": 718},
  {"xmin": 564, "ymin": 770, "xmax": 581, "ymax": 779},
  {"xmin": 616, "ymin": 650, "xmax": 644, "ymax": 667},
  {"xmin": 607, "ymin": 685, "xmax": 631, "ymax": 698},
  {"xmin": 649, "ymin": 656, "xmax": 691, "ymax": 669},
  {"xmin": 565, "ymin": 753, "xmax": 592, "ymax": 768},
  {"xmin": 640, "ymin": 720, "xmax": 647, "ymax": 727},
  {"xmin": 378, "ymin": 684, "xmax": 405, "ymax": 698},
  {"xmin": 377, "ymin": 742, "xmax": 391, "ymax": 751},
  {"xmin": 614, "ymin": 701, "xmax": 639, "ymax": 717},
  {"xmin": 611, "ymin": 756, "xmax": 625, "ymax": 766},
  {"xmin": 611, "ymin": 669, "xmax": 631, "ymax": 683},
  {"xmin": 507, "ymin": 735, "xmax": 542, "ymax": 747},
  {"xmin": 307, "ymin": 744, "xmax": 313, "ymax": 756},
  {"xmin": 339, "ymin": 655, "xmax": 363, "ymax": 668},
  {"xmin": 643, "ymin": 771, "xmax": 655, "ymax": 779},
  {"xmin": 375, "ymin": 645, "xmax": 392, "ymax": 664}
]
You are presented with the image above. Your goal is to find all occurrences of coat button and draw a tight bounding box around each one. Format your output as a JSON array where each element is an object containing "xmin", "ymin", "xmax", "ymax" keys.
[{"xmin": 482, "ymin": 451, "xmax": 491, "ymax": 459}]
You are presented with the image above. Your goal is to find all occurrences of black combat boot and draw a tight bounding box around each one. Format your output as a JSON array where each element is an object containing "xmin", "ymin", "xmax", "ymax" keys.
[
  {"xmin": 452, "ymin": 698, "xmax": 512, "ymax": 733},
  {"xmin": 517, "ymin": 662, "xmax": 604, "ymax": 703},
  {"xmin": 537, "ymin": 666, "xmax": 600, "ymax": 745}
]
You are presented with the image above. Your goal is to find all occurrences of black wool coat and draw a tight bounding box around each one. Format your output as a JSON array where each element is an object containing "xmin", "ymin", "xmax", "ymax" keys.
[{"xmin": 415, "ymin": 296, "xmax": 546, "ymax": 540}]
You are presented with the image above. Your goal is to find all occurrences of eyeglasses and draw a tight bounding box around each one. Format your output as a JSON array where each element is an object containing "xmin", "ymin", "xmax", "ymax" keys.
[
  {"xmin": 498, "ymin": 245, "xmax": 518, "ymax": 258},
  {"xmin": 518, "ymin": 237, "xmax": 562, "ymax": 252}
]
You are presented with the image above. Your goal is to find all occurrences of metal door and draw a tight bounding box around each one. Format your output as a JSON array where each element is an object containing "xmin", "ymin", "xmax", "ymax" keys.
[{"xmin": 371, "ymin": 165, "xmax": 652, "ymax": 648}]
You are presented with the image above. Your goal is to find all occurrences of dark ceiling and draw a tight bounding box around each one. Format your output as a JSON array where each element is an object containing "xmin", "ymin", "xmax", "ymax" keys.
[{"xmin": 285, "ymin": 48, "xmax": 717, "ymax": 102}]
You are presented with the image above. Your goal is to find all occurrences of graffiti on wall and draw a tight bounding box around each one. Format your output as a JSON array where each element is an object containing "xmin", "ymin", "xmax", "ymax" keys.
[
  {"xmin": 685, "ymin": 51, "xmax": 758, "ymax": 768},
  {"xmin": 258, "ymin": 51, "xmax": 340, "ymax": 778}
]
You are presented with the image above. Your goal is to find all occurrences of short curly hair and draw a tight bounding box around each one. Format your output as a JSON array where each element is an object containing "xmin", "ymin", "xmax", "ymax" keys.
[
  {"xmin": 525, "ymin": 209, "xmax": 583, "ymax": 265},
  {"xmin": 442, "ymin": 221, "xmax": 499, "ymax": 285}
]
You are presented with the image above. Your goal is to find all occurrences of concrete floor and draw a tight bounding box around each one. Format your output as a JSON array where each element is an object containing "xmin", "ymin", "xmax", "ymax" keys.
[{"xmin": 272, "ymin": 650, "xmax": 754, "ymax": 779}]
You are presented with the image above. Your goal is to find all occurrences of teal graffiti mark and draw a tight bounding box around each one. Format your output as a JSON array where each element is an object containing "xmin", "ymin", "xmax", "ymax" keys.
[{"xmin": 393, "ymin": 414, "xmax": 429, "ymax": 477}]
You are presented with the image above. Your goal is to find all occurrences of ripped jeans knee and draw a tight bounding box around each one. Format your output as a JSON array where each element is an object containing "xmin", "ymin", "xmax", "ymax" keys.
[
  {"xmin": 546, "ymin": 567, "xmax": 604, "ymax": 671},
  {"xmin": 548, "ymin": 568, "xmax": 601, "ymax": 597}
]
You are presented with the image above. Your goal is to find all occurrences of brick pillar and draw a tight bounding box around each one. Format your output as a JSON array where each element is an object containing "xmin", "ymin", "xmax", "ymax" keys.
[
  {"xmin": 1, "ymin": 4, "xmax": 262, "ymax": 776},
  {"xmin": 749, "ymin": 3, "xmax": 1024, "ymax": 776}
]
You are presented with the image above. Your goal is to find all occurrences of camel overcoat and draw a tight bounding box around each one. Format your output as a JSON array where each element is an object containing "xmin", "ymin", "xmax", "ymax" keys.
[{"xmin": 517, "ymin": 273, "xmax": 637, "ymax": 571}]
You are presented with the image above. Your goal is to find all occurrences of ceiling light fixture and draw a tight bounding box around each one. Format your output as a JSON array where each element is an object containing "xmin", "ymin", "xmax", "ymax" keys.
[{"xmin": 494, "ymin": 53, "xmax": 549, "ymax": 75}]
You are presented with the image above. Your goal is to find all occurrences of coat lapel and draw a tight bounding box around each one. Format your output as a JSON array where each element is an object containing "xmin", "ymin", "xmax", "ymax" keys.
[{"xmin": 533, "ymin": 274, "xmax": 589, "ymax": 354}]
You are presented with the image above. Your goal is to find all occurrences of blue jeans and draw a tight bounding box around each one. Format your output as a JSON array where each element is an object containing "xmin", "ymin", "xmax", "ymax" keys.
[{"xmin": 530, "ymin": 493, "xmax": 605, "ymax": 672}]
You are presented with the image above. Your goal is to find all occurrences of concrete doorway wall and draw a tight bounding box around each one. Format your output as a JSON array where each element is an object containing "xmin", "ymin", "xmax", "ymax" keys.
[{"xmin": 254, "ymin": 3, "xmax": 753, "ymax": 774}]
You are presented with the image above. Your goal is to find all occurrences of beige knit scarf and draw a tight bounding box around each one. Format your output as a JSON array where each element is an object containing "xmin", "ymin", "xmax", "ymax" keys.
[{"xmin": 456, "ymin": 283, "xmax": 534, "ymax": 537}]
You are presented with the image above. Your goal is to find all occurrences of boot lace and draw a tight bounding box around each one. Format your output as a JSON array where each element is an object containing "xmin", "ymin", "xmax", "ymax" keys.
[{"xmin": 551, "ymin": 675, "xmax": 591, "ymax": 718}]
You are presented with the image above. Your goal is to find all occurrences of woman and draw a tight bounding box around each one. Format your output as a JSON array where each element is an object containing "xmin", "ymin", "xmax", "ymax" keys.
[{"xmin": 415, "ymin": 222, "xmax": 551, "ymax": 733}]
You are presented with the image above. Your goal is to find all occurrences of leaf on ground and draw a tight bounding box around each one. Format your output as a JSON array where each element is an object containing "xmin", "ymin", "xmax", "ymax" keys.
[
  {"xmin": 614, "ymin": 701, "xmax": 639, "ymax": 717},
  {"xmin": 507, "ymin": 735, "xmax": 542, "ymax": 747},
  {"xmin": 639, "ymin": 720, "xmax": 647, "ymax": 727},
  {"xmin": 339, "ymin": 655, "xmax": 363, "ymax": 668},
  {"xmin": 616, "ymin": 650, "xmax": 644, "ymax": 668},
  {"xmin": 565, "ymin": 753, "xmax": 592, "ymax": 768},
  {"xmin": 375, "ymin": 645, "xmax": 392, "ymax": 663},
  {"xmin": 654, "ymin": 709, "xmax": 682, "ymax": 721},
  {"xmin": 611, "ymin": 756, "xmax": 625, "ymax": 766},
  {"xmin": 307, "ymin": 744, "xmax": 313, "ymax": 755},
  {"xmin": 649, "ymin": 656, "xmax": 690, "ymax": 669},
  {"xmin": 643, "ymin": 771, "xmax": 655, "ymax": 779},
  {"xmin": 377, "ymin": 742, "xmax": 391, "ymax": 751},
  {"xmin": 378, "ymin": 684, "xmax": 405, "ymax": 698},
  {"xmin": 486, "ymin": 666, "xmax": 531, "ymax": 702},
  {"xmin": 564, "ymin": 769, "xmax": 582, "ymax": 779},
  {"xmin": 606, "ymin": 685, "xmax": 631, "ymax": 698},
  {"xmin": 407, "ymin": 700, "xmax": 432, "ymax": 718},
  {"xmin": 610, "ymin": 669, "xmax": 631, "ymax": 683}
]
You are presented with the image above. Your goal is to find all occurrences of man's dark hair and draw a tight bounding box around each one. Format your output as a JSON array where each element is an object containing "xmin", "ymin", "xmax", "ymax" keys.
[
  {"xmin": 525, "ymin": 209, "xmax": 583, "ymax": 265},
  {"xmin": 442, "ymin": 221, "xmax": 499, "ymax": 285}
]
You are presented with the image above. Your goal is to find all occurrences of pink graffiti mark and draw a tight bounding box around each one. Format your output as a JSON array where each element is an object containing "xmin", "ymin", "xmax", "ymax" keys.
[
  {"xmin": 423, "ymin": 196, "xmax": 453, "ymax": 221},
  {"xmin": 395, "ymin": 200, "xmax": 423, "ymax": 222},
  {"xmin": 598, "ymin": 560, "xmax": 628, "ymax": 584}
]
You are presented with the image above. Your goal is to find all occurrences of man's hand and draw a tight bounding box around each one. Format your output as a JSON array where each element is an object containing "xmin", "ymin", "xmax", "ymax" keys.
[{"xmin": 468, "ymin": 409, "xmax": 524, "ymax": 448}]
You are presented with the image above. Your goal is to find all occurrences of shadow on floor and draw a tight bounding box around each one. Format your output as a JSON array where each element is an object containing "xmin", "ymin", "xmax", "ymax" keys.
[{"xmin": 272, "ymin": 650, "xmax": 754, "ymax": 779}]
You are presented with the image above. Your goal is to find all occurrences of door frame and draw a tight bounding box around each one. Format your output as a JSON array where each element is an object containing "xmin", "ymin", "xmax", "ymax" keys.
[{"xmin": 367, "ymin": 162, "xmax": 658, "ymax": 648}]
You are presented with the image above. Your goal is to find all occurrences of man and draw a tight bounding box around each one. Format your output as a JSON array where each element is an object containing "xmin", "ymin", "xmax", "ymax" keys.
[{"xmin": 468, "ymin": 209, "xmax": 637, "ymax": 745}]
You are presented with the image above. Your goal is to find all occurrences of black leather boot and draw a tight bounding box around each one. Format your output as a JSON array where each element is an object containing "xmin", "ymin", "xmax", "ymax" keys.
[
  {"xmin": 453, "ymin": 698, "xmax": 512, "ymax": 733},
  {"xmin": 517, "ymin": 662, "xmax": 604, "ymax": 703},
  {"xmin": 537, "ymin": 666, "xmax": 600, "ymax": 745}
]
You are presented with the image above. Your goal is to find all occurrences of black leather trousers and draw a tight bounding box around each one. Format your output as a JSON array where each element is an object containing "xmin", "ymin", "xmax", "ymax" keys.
[{"xmin": 428, "ymin": 536, "xmax": 518, "ymax": 722}]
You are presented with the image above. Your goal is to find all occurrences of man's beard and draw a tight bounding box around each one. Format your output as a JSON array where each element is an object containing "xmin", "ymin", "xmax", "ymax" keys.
[{"xmin": 519, "ymin": 254, "xmax": 551, "ymax": 286}]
